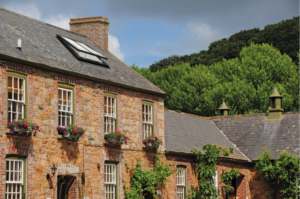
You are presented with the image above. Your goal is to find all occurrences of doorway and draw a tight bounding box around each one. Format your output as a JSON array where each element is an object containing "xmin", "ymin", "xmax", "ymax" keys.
[{"xmin": 57, "ymin": 175, "xmax": 76, "ymax": 199}]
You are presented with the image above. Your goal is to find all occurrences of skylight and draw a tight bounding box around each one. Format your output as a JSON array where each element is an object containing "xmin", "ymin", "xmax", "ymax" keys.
[{"xmin": 57, "ymin": 35, "xmax": 109, "ymax": 67}]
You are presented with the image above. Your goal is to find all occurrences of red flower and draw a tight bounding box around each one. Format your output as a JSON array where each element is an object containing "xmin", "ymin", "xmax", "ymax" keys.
[{"xmin": 74, "ymin": 129, "xmax": 78, "ymax": 133}]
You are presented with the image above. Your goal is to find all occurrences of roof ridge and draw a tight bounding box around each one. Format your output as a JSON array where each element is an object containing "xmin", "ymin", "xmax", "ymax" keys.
[
  {"xmin": 0, "ymin": 7, "xmax": 87, "ymax": 38},
  {"xmin": 164, "ymin": 109, "xmax": 212, "ymax": 120},
  {"xmin": 210, "ymin": 111, "xmax": 299, "ymax": 119}
]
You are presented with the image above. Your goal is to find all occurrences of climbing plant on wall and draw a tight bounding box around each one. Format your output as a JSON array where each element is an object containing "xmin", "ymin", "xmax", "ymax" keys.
[
  {"xmin": 124, "ymin": 154, "xmax": 175, "ymax": 199},
  {"xmin": 255, "ymin": 149, "xmax": 299, "ymax": 199},
  {"xmin": 220, "ymin": 168, "xmax": 240, "ymax": 195},
  {"xmin": 187, "ymin": 144, "xmax": 234, "ymax": 199}
]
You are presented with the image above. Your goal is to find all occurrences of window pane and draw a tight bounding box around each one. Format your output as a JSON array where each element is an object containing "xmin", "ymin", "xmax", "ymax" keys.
[
  {"xmin": 62, "ymin": 36, "xmax": 88, "ymax": 52},
  {"xmin": 13, "ymin": 78, "xmax": 18, "ymax": 89},
  {"xmin": 8, "ymin": 77, "xmax": 12, "ymax": 88}
]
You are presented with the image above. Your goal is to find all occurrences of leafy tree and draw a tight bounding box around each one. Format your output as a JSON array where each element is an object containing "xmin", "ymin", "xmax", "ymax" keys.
[
  {"xmin": 132, "ymin": 43, "xmax": 299, "ymax": 116},
  {"xmin": 149, "ymin": 16, "xmax": 299, "ymax": 72},
  {"xmin": 187, "ymin": 144, "xmax": 233, "ymax": 199},
  {"xmin": 124, "ymin": 154, "xmax": 175, "ymax": 199},
  {"xmin": 255, "ymin": 149, "xmax": 300, "ymax": 199}
]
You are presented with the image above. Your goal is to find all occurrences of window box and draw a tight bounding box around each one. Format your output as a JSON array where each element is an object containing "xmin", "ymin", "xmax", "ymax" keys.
[
  {"xmin": 104, "ymin": 129, "xmax": 129, "ymax": 146},
  {"xmin": 8, "ymin": 119, "xmax": 40, "ymax": 135},
  {"xmin": 143, "ymin": 134, "xmax": 162, "ymax": 149},
  {"xmin": 57, "ymin": 124, "xmax": 85, "ymax": 140}
]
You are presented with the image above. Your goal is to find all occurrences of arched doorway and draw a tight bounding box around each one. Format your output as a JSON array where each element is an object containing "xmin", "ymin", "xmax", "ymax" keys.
[{"xmin": 53, "ymin": 173, "xmax": 93, "ymax": 199}]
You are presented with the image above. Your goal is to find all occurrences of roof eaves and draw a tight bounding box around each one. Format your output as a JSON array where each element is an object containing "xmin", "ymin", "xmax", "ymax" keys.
[
  {"xmin": 0, "ymin": 54, "xmax": 168, "ymax": 97},
  {"xmin": 108, "ymin": 50, "xmax": 166, "ymax": 95}
]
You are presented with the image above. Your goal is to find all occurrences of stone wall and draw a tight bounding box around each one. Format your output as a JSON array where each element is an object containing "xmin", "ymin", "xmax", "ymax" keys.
[{"xmin": 0, "ymin": 59, "xmax": 164, "ymax": 199}]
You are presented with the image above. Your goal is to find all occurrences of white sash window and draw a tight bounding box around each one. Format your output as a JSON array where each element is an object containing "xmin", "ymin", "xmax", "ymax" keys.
[
  {"xmin": 142, "ymin": 104, "xmax": 152, "ymax": 139},
  {"xmin": 105, "ymin": 164, "xmax": 116, "ymax": 199},
  {"xmin": 6, "ymin": 159, "xmax": 24, "ymax": 199},
  {"xmin": 212, "ymin": 169, "xmax": 219, "ymax": 198},
  {"xmin": 104, "ymin": 96, "xmax": 116, "ymax": 134},
  {"xmin": 58, "ymin": 87, "xmax": 73, "ymax": 126},
  {"xmin": 177, "ymin": 168, "xmax": 185, "ymax": 199},
  {"xmin": 8, "ymin": 76, "xmax": 25, "ymax": 122}
]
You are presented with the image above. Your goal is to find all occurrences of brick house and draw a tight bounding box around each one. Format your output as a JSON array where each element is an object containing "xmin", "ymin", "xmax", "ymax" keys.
[{"xmin": 0, "ymin": 7, "xmax": 298, "ymax": 199}]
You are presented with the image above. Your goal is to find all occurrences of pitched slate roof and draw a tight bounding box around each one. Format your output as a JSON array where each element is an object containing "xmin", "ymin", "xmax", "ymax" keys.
[
  {"xmin": 212, "ymin": 112, "xmax": 299, "ymax": 160},
  {"xmin": 164, "ymin": 110, "xmax": 250, "ymax": 161},
  {"xmin": 0, "ymin": 8, "xmax": 165, "ymax": 96}
]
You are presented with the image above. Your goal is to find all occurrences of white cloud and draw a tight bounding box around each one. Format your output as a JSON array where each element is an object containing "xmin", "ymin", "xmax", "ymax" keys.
[
  {"xmin": 5, "ymin": 4, "xmax": 41, "ymax": 20},
  {"xmin": 4, "ymin": 3, "xmax": 72, "ymax": 30},
  {"xmin": 109, "ymin": 34, "xmax": 125, "ymax": 60},
  {"xmin": 187, "ymin": 23, "xmax": 216, "ymax": 39},
  {"xmin": 44, "ymin": 15, "xmax": 72, "ymax": 30},
  {"xmin": 148, "ymin": 22, "xmax": 219, "ymax": 57}
]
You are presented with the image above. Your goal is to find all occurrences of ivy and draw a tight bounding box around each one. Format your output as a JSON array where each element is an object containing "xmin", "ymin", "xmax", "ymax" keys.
[
  {"xmin": 220, "ymin": 168, "xmax": 240, "ymax": 193},
  {"xmin": 187, "ymin": 144, "xmax": 233, "ymax": 199},
  {"xmin": 124, "ymin": 154, "xmax": 175, "ymax": 199},
  {"xmin": 255, "ymin": 148, "xmax": 300, "ymax": 199}
]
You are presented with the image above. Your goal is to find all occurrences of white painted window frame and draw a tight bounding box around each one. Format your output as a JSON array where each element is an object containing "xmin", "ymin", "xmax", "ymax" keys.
[
  {"xmin": 104, "ymin": 96, "xmax": 116, "ymax": 134},
  {"xmin": 177, "ymin": 168, "xmax": 185, "ymax": 199},
  {"xmin": 105, "ymin": 164, "xmax": 116, "ymax": 199},
  {"xmin": 58, "ymin": 87, "xmax": 73, "ymax": 127},
  {"xmin": 6, "ymin": 159, "xmax": 24, "ymax": 199},
  {"xmin": 212, "ymin": 169, "xmax": 218, "ymax": 198},
  {"xmin": 142, "ymin": 104, "xmax": 153, "ymax": 139},
  {"xmin": 8, "ymin": 76, "xmax": 25, "ymax": 122}
]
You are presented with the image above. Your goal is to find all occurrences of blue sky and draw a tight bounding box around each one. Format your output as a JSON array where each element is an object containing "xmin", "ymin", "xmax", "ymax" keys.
[{"xmin": 0, "ymin": 0, "xmax": 298, "ymax": 68}]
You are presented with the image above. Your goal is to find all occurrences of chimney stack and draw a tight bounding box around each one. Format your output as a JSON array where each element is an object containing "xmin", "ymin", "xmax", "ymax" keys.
[{"xmin": 70, "ymin": 17, "xmax": 109, "ymax": 51}]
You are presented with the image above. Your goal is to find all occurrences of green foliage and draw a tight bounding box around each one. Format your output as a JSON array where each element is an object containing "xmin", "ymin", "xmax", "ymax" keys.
[
  {"xmin": 255, "ymin": 148, "xmax": 300, "ymax": 199},
  {"xmin": 124, "ymin": 154, "xmax": 175, "ymax": 199},
  {"xmin": 220, "ymin": 168, "xmax": 240, "ymax": 193},
  {"xmin": 149, "ymin": 16, "xmax": 299, "ymax": 72},
  {"xmin": 187, "ymin": 144, "xmax": 233, "ymax": 199},
  {"xmin": 132, "ymin": 43, "xmax": 299, "ymax": 116}
]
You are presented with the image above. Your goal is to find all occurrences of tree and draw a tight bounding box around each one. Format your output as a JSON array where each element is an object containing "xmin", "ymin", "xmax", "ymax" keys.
[
  {"xmin": 133, "ymin": 43, "xmax": 299, "ymax": 116},
  {"xmin": 255, "ymin": 149, "xmax": 300, "ymax": 199},
  {"xmin": 148, "ymin": 16, "xmax": 299, "ymax": 72}
]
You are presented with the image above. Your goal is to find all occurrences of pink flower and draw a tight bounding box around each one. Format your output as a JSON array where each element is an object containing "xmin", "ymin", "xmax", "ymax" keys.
[
  {"xmin": 143, "ymin": 140, "xmax": 147, "ymax": 143},
  {"xmin": 74, "ymin": 125, "xmax": 77, "ymax": 127},
  {"xmin": 116, "ymin": 129, "xmax": 121, "ymax": 133},
  {"xmin": 74, "ymin": 129, "xmax": 78, "ymax": 133},
  {"xmin": 149, "ymin": 134, "xmax": 152, "ymax": 137}
]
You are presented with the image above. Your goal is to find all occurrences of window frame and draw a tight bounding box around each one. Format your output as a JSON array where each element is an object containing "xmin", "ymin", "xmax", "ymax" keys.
[
  {"xmin": 176, "ymin": 166, "xmax": 187, "ymax": 199},
  {"xmin": 57, "ymin": 35, "xmax": 109, "ymax": 68},
  {"xmin": 7, "ymin": 71, "xmax": 28, "ymax": 124},
  {"xmin": 5, "ymin": 155, "xmax": 27, "ymax": 199},
  {"xmin": 142, "ymin": 100, "xmax": 154, "ymax": 139},
  {"xmin": 104, "ymin": 162, "xmax": 118, "ymax": 199},
  {"xmin": 212, "ymin": 169, "xmax": 218, "ymax": 198},
  {"xmin": 58, "ymin": 83, "xmax": 75, "ymax": 126},
  {"xmin": 104, "ymin": 92, "xmax": 118, "ymax": 134}
]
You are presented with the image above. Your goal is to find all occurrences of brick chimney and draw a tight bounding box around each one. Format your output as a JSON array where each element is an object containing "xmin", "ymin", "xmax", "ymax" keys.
[{"xmin": 69, "ymin": 17, "xmax": 109, "ymax": 51}]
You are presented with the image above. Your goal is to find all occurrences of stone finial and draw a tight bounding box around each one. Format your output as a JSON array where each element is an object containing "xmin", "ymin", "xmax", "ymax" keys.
[
  {"xmin": 266, "ymin": 87, "xmax": 284, "ymax": 120},
  {"xmin": 219, "ymin": 100, "xmax": 230, "ymax": 116}
]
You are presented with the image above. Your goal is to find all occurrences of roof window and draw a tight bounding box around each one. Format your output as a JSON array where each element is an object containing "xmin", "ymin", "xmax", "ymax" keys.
[{"xmin": 57, "ymin": 35, "xmax": 109, "ymax": 67}]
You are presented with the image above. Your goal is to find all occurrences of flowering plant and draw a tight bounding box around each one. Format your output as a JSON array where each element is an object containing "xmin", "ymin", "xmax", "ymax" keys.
[
  {"xmin": 143, "ymin": 134, "xmax": 162, "ymax": 149},
  {"xmin": 57, "ymin": 124, "xmax": 85, "ymax": 139},
  {"xmin": 104, "ymin": 129, "xmax": 129, "ymax": 145},
  {"xmin": 9, "ymin": 119, "xmax": 40, "ymax": 135}
]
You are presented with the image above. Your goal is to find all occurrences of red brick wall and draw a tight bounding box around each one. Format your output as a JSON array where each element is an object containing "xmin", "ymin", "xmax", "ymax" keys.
[{"xmin": 70, "ymin": 17, "xmax": 109, "ymax": 51}]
